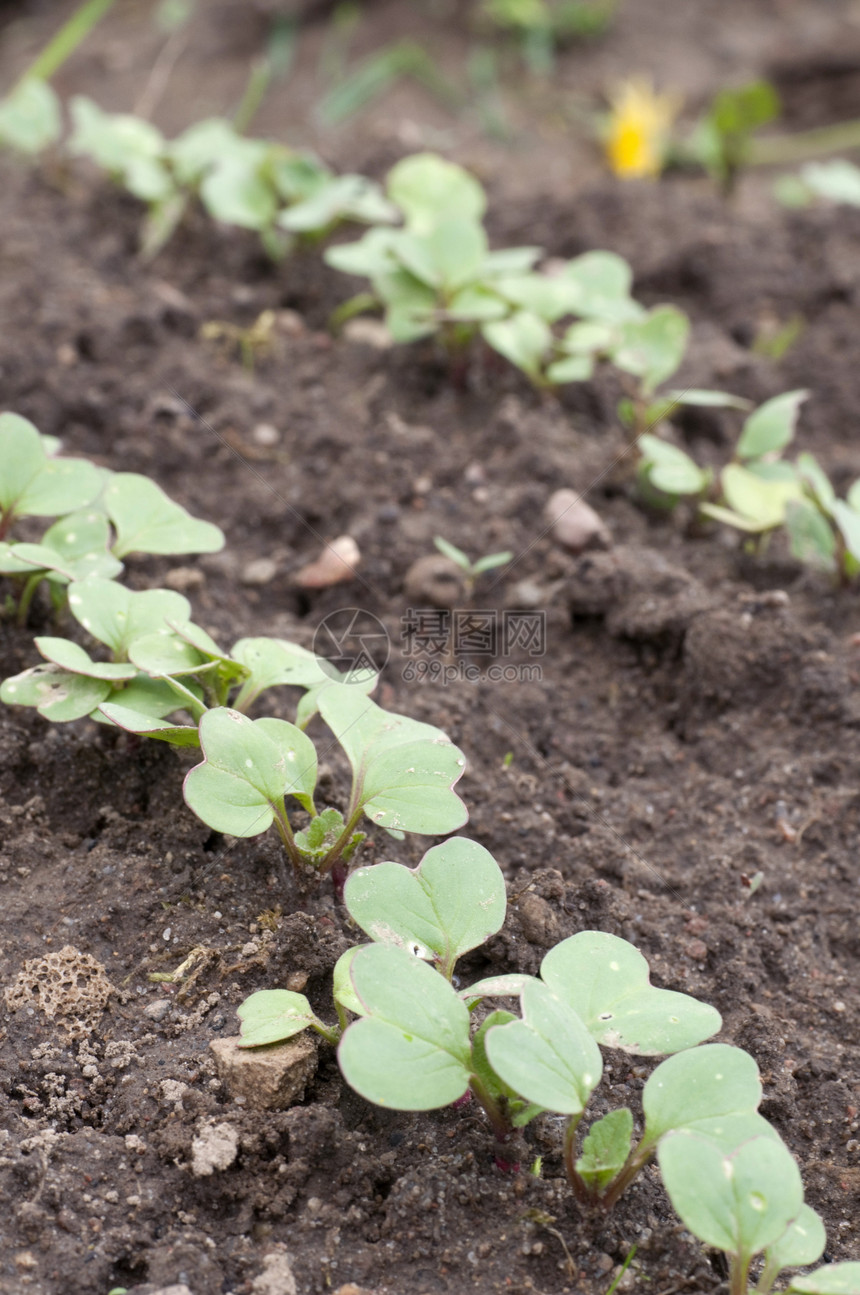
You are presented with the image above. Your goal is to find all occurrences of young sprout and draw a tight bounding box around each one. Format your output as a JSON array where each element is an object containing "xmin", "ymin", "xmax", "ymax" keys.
[{"xmin": 432, "ymin": 536, "xmax": 513, "ymax": 599}]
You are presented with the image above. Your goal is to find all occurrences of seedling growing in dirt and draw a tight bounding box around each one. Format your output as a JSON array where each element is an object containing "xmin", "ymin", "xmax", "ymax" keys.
[
  {"xmin": 69, "ymin": 99, "xmax": 396, "ymax": 259},
  {"xmin": 689, "ymin": 81, "xmax": 781, "ymax": 190},
  {"xmin": 658, "ymin": 1130, "xmax": 838, "ymax": 1295},
  {"xmin": 0, "ymin": 0, "xmax": 117, "ymax": 154},
  {"xmin": 182, "ymin": 685, "xmax": 467, "ymax": 881},
  {"xmin": 432, "ymin": 536, "xmax": 513, "ymax": 598},
  {"xmin": 238, "ymin": 836, "xmax": 505, "ymax": 1045},
  {"xmin": 0, "ymin": 413, "xmax": 224, "ymax": 621}
]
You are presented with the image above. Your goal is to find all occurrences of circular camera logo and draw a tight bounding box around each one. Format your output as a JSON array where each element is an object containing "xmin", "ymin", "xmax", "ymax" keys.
[{"xmin": 312, "ymin": 607, "xmax": 390, "ymax": 682}]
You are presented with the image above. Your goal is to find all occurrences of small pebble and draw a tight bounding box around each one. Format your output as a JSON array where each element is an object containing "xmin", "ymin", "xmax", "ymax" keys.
[
  {"xmin": 293, "ymin": 535, "xmax": 360, "ymax": 588},
  {"xmin": 242, "ymin": 557, "xmax": 279, "ymax": 586},
  {"xmin": 545, "ymin": 488, "xmax": 611, "ymax": 552},
  {"xmin": 252, "ymin": 423, "xmax": 280, "ymax": 447}
]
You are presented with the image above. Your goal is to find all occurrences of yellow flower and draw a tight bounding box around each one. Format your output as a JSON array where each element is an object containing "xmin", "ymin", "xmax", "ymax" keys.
[{"xmin": 605, "ymin": 79, "xmax": 680, "ymax": 179}]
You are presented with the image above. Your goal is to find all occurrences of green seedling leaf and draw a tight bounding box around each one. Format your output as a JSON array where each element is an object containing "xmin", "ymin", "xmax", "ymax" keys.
[
  {"xmin": 638, "ymin": 434, "xmax": 710, "ymax": 497},
  {"xmin": 796, "ymin": 452, "xmax": 836, "ymax": 511},
  {"xmin": 104, "ymin": 674, "xmax": 203, "ymax": 720},
  {"xmin": 785, "ymin": 499, "xmax": 837, "ymax": 572},
  {"xmin": 237, "ymin": 989, "xmax": 326, "ymax": 1047},
  {"xmin": 332, "ymin": 946, "xmax": 365, "ymax": 1017},
  {"xmin": 485, "ymin": 979, "xmax": 603, "ymax": 1115},
  {"xmin": 0, "ymin": 413, "xmax": 103, "ymax": 529},
  {"xmin": 0, "ymin": 78, "xmax": 62, "ymax": 153},
  {"xmin": 471, "ymin": 1010, "xmax": 544, "ymax": 1128},
  {"xmin": 0, "ymin": 664, "xmax": 110, "ymax": 721},
  {"xmin": 169, "ymin": 118, "xmax": 254, "ymax": 185},
  {"xmin": 788, "ymin": 1264, "xmax": 860, "ymax": 1294},
  {"xmin": 471, "ymin": 550, "xmax": 513, "ymax": 575},
  {"xmin": 658, "ymin": 1132, "xmax": 804, "ymax": 1268},
  {"xmin": 715, "ymin": 462, "xmax": 803, "ymax": 532},
  {"xmin": 496, "ymin": 272, "xmax": 581, "ymax": 322},
  {"xmin": 128, "ymin": 631, "xmax": 219, "ymax": 678},
  {"xmin": 576, "ymin": 1108, "xmax": 633, "ymax": 1193},
  {"xmin": 831, "ymin": 500, "xmax": 860, "ymax": 566},
  {"xmin": 663, "ymin": 388, "xmax": 752, "ymax": 410},
  {"xmin": 184, "ymin": 708, "xmax": 317, "ymax": 836},
  {"xmin": 201, "ymin": 158, "xmax": 278, "ymax": 231},
  {"xmin": 317, "ymin": 683, "xmax": 468, "ymax": 836},
  {"xmin": 546, "ymin": 354, "xmax": 595, "ymax": 384},
  {"xmin": 231, "ymin": 637, "xmax": 331, "ymax": 711},
  {"xmin": 324, "ymin": 226, "xmax": 400, "ymax": 278},
  {"xmin": 611, "ymin": 306, "xmax": 690, "ymax": 394},
  {"xmin": 294, "ymin": 807, "xmax": 353, "ymax": 861},
  {"xmin": 482, "ymin": 246, "xmax": 542, "ymax": 277},
  {"xmin": 387, "ymin": 152, "xmax": 486, "ymax": 232},
  {"xmin": 559, "ymin": 251, "xmax": 644, "ymax": 324},
  {"xmin": 445, "ymin": 284, "xmax": 508, "ymax": 322},
  {"xmin": 103, "ymin": 473, "xmax": 224, "ymax": 558},
  {"xmin": 67, "ymin": 580, "xmax": 191, "ymax": 658},
  {"xmin": 642, "ymin": 1043, "xmax": 763, "ymax": 1145},
  {"xmin": 0, "ymin": 544, "xmax": 40, "ymax": 575},
  {"xmin": 10, "ymin": 509, "xmax": 123, "ymax": 582},
  {"xmin": 344, "ymin": 837, "xmax": 506, "ymax": 978},
  {"xmin": 460, "ymin": 972, "xmax": 533, "ymax": 1007},
  {"xmin": 483, "ymin": 311, "xmax": 553, "ymax": 382},
  {"xmin": 280, "ymin": 173, "xmax": 397, "ymax": 232},
  {"xmin": 736, "ymin": 389, "xmax": 808, "ymax": 460},
  {"xmin": 69, "ymin": 96, "xmax": 166, "ymax": 173},
  {"xmin": 34, "ymin": 638, "xmax": 137, "ymax": 682},
  {"xmin": 433, "ymin": 536, "xmax": 470, "ymax": 570},
  {"xmin": 540, "ymin": 931, "xmax": 721, "ymax": 1055},
  {"xmin": 396, "ymin": 220, "xmax": 488, "ymax": 292},
  {"xmin": 763, "ymin": 1204, "xmax": 826, "ymax": 1276},
  {"xmin": 97, "ymin": 702, "xmax": 200, "ymax": 745},
  {"xmin": 800, "ymin": 160, "xmax": 860, "ymax": 207},
  {"xmin": 338, "ymin": 944, "xmax": 472, "ymax": 1109}
]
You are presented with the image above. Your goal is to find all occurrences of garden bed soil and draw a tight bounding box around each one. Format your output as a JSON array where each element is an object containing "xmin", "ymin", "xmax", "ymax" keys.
[{"xmin": 1, "ymin": 2, "xmax": 860, "ymax": 1293}]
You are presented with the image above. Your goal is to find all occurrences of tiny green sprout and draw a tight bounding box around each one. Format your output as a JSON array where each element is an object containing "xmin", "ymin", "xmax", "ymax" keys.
[
  {"xmin": 689, "ymin": 80, "xmax": 781, "ymax": 190},
  {"xmin": 634, "ymin": 388, "xmax": 860, "ymax": 579},
  {"xmin": 502, "ymin": 751, "xmax": 514, "ymax": 769},
  {"xmin": 433, "ymin": 536, "xmax": 513, "ymax": 598}
]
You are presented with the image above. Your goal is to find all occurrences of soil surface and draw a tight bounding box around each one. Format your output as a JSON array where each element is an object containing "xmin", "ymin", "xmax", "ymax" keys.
[{"xmin": 1, "ymin": 3, "xmax": 860, "ymax": 1294}]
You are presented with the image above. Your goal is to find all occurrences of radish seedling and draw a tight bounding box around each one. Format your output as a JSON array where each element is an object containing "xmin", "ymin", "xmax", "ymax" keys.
[
  {"xmin": 432, "ymin": 537, "xmax": 513, "ymax": 599},
  {"xmin": 68, "ymin": 99, "xmax": 396, "ymax": 259}
]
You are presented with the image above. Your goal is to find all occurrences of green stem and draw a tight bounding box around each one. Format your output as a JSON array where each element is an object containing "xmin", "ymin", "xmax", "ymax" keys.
[
  {"xmin": 271, "ymin": 802, "xmax": 305, "ymax": 874},
  {"xmin": 311, "ymin": 1018, "xmax": 341, "ymax": 1047},
  {"xmin": 755, "ymin": 1257, "xmax": 779, "ymax": 1295},
  {"xmin": 16, "ymin": 573, "xmax": 42, "ymax": 627},
  {"xmin": 233, "ymin": 59, "xmax": 272, "ymax": 135},
  {"xmin": 749, "ymin": 118, "xmax": 860, "ymax": 168},
  {"xmin": 318, "ymin": 806, "xmax": 365, "ymax": 877},
  {"xmin": 17, "ymin": 0, "xmax": 117, "ymax": 86},
  {"xmin": 598, "ymin": 1137, "xmax": 654, "ymax": 1210},
  {"xmin": 468, "ymin": 1074, "xmax": 514, "ymax": 1144},
  {"xmin": 730, "ymin": 1254, "xmax": 752, "ymax": 1295},
  {"xmin": 562, "ymin": 1114, "xmax": 591, "ymax": 1204}
]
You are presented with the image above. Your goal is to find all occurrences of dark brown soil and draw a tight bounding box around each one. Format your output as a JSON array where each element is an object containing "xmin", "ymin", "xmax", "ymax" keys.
[{"xmin": 1, "ymin": 3, "xmax": 860, "ymax": 1294}]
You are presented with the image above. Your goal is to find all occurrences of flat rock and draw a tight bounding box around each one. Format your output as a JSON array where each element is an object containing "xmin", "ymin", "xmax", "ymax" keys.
[{"xmin": 209, "ymin": 1034, "xmax": 317, "ymax": 1110}]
